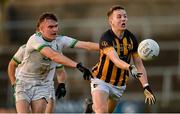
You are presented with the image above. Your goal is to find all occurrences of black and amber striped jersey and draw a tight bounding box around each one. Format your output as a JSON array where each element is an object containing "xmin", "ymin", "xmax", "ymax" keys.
[{"xmin": 92, "ymin": 29, "xmax": 139, "ymax": 86}]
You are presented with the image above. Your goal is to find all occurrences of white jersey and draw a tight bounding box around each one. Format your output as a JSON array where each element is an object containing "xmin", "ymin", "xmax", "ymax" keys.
[
  {"xmin": 16, "ymin": 32, "xmax": 78, "ymax": 81},
  {"xmin": 55, "ymin": 35, "xmax": 78, "ymax": 52},
  {"xmin": 13, "ymin": 44, "xmax": 57, "ymax": 81},
  {"xmin": 17, "ymin": 32, "xmax": 58, "ymax": 80}
]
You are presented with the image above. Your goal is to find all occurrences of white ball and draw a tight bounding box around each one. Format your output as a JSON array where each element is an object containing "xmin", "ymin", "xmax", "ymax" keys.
[{"xmin": 138, "ymin": 39, "xmax": 160, "ymax": 60}]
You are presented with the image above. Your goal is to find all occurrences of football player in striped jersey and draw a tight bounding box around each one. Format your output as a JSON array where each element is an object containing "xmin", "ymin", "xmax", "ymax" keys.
[{"xmin": 85, "ymin": 5, "xmax": 155, "ymax": 113}]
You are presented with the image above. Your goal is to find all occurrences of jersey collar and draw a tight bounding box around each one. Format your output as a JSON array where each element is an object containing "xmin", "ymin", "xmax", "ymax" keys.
[
  {"xmin": 110, "ymin": 29, "xmax": 126, "ymax": 40},
  {"xmin": 35, "ymin": 32, "xmax": 54, "ymax": 42}
]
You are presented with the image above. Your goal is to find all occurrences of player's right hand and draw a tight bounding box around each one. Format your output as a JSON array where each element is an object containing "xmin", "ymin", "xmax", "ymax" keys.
[
  {"xmin": 76, "ymin": 63, "xmax": 92, "ymax": 80},
  {"xmin": 55, "ymin": 83, "xmax": 66, "ymax": 99},
  {"xmin": 129, "ymin": 65, "xmax": 142, "ymax": 78}
]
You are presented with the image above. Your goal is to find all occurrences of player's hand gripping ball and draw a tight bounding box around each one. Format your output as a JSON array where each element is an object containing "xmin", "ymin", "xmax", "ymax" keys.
[{"xmin": 138, "ymin": 39, "xmax": 160, "ymax": 61}]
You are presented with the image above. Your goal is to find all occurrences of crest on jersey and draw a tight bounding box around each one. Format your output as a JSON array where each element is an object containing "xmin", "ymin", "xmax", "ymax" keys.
[
  {"xmin": 127, "ymin": 44, "xmax": 133, "ymax": 50},
  {"xmin": 101, "ymin": 41, "xmax": 109, "ymax": 47}
]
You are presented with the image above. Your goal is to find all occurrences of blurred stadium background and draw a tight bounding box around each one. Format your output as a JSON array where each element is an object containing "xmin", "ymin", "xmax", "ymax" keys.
[{"xmin": 0, "ymin": 0, "xmax": 180, "ymax": 113}]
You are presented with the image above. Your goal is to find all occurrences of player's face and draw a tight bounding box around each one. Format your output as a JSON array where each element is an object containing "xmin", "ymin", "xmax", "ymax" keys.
[
  {"xmin": 39, "ymin": 19, "xmax": 58, "ymax": 41},
  {"xmin": 109, "ymin": 9, "xmax": 128, "ymax": 31}
]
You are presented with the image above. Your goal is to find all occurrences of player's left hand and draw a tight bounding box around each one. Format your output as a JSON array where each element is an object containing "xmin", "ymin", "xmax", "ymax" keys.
[
  {"xmin": 55, "ymin": 83, "xmax": 66, "ymax": 99},
  {"xmin": 144, "ymin": 85, "xmax": 156, "ymax": 105},
  {"xmin": 76, "ymin": 63, "xmax": 93, "ymax": 80}
]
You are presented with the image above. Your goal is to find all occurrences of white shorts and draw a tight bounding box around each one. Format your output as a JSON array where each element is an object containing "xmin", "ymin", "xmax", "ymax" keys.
[
  {"xmin": 15, "ymin": 79, "xmax": 55, "ymax": 103},
  {"xmin": 91, "ymin": 78, "xmax": 126, "ymax": 101}
]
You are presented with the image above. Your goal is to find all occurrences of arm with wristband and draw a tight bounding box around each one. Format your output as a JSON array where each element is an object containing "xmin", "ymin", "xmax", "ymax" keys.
[
  {"xmin": 132, "ymin": 52, "xmax": 156, "ymax": 105},
  {"xmin": 143, "ymin": 84, "xmax": 156, "ymax": 105},
  {"xmin": 55, "ymin": 63, "xmax": 92, "ymax": 99},
  {"xmin": 40, "ymin": 47, "xmax": 92, "ymax": 80}
]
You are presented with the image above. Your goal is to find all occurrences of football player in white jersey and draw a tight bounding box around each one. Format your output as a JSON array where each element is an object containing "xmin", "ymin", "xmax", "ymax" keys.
[
  {"xmin": 11, "ymin": 12, "xmax": 98, "ymax": 113},
  {"xmin": 8, "ymin": 35, "xmax": 98, "ymax": 113},
  {"xmin": 8, "ymin": 44, "xmax": 67, "ymax": 113}
]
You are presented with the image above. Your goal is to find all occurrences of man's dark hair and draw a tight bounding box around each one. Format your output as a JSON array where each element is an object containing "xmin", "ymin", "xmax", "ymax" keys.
[
  {"xmin": 107, "ymin": 5, "xmax": 125, "ymax": 17},
  {"xmin": 36, "ymin": 12, "xmax": 58, "ymax": 29}
]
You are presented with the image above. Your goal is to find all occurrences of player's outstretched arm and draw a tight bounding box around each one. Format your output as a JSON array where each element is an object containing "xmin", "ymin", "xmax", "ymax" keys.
[
  {"xmin": 40, "ymin": 47, "xmax": 92, "ymax": 80},
  {"xmin": 74, "ymin": 41, "xmax": 99, "ymax": 51},
  {"xmin": 132, "ymin": 52, "xmax": 156, "ymax": 105},
  {"xmin": 132, "ymin": 53, "xmax": 148, "ymax": 88},
  {"xmin": 41, "ymin": 46, "xmax": 77, "ymax": 67},
  {"xmin": 105, "ymin": 49, "xmax": 142, "ymax": 78}
]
